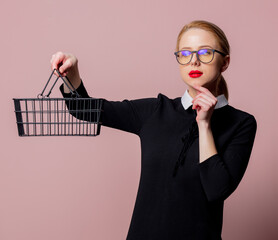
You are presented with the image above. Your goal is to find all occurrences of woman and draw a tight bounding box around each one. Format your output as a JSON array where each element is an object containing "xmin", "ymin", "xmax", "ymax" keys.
[{"xmin": 50, "ymin": 20, "xmax": 257, "ymax": 240}]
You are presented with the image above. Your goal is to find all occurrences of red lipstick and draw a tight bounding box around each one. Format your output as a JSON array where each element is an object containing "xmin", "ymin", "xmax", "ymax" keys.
[{"xmin": 189, "ymin": 70, "xmax": 203, "ymax": 78}]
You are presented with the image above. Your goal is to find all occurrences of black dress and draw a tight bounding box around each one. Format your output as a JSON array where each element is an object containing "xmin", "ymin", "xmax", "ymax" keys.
[{"xmin": 60, "ymin": 82, "xmax": 257, "ymax": 240}]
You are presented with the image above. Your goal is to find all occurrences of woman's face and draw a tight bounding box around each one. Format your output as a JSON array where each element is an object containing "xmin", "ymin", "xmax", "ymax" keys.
[{"xmin": 178, "ymin": 28, "xmax": 230, "ymax": 97}]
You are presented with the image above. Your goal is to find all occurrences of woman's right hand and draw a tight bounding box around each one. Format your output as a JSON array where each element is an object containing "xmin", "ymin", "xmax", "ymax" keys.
[{"xmin": 50, "ymin": 51, "xmax": 81, "ymax": 91}]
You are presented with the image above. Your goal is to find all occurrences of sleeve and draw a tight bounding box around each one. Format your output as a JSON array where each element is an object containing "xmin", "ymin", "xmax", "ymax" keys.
[
  {"xmin": 59, "ymin": 81, "xmax": 161, "ymax": 135},
  {"xmin": 198, "ymin": 115, "xmax": 257, "ymax": 202}
]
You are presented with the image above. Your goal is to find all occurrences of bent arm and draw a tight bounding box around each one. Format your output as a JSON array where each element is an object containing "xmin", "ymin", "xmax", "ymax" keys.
[
  {"xmin": 198, "ymin": 121, "xmax": 218, "ymax": 163},
  {"xmin": 198, "ymin": 115, "xmax": 257, "ymax": 202}
]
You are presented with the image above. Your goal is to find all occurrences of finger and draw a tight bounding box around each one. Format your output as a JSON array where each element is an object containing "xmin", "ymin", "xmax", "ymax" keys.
[
  {"xmin": 50, "ymin": 54, "xmax": 55, "ymax": 70},
  {"xmin": 192, "ymin": 85, "xmax": 217, "ymax": 100},
  {"xmin": 193, "ymin": 85, "xmax": 216, "ymax": 100},
  {"xmin": 192, "ymin": 98, "xmax": 211, "ymax": 111},
  {"xmin": 193, "ymin": 96, "xmax": 212, "ymax": 108},
  {"xmin": 192, "ymin": 93, "xmax": 217, "ymax": 106},
  {"xmin": 50, "ymin": 54, "xmax": 58, "ymax": 75},
  {"xmin": 192, "ymin": 101, "xmax": 205, "ymax": 111},
  {"xmin": 59, "ymin": 58, "xmax": 73, "ymax": 75},
  {"xmin": 51, "ymin": 52, "xmax": 66, "ymax": 73}
]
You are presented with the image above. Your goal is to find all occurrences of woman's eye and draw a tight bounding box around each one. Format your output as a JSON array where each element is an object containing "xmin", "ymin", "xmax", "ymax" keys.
[
  {"xmin": 198, "ymin": 49, "xmax": 211, "ymax": 55},
  {"xmin": 181, "ymin": 51, "xmax": 191, "ymax": 57}
]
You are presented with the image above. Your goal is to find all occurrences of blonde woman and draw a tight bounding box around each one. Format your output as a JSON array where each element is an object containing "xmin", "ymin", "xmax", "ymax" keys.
[{"xmin": 50, "ymin": 20, "xmax": 257, "ymax": 240}]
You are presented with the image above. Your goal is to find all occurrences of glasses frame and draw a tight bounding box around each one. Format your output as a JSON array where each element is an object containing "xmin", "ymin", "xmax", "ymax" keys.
[{"xmin": 174, "ymin": 48, "xmax": 227, "ymax": 65}]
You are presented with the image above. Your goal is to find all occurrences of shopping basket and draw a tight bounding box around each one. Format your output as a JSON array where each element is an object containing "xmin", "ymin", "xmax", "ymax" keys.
[{"xmin": 13, "ymin": 69, "xmax": 103, "ymax": 137}]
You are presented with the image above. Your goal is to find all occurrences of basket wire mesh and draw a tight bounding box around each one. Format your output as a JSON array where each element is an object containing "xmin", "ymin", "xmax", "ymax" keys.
[{"xmin": 13, "ymin": 69, "xmax": 103, "ymax": 137}]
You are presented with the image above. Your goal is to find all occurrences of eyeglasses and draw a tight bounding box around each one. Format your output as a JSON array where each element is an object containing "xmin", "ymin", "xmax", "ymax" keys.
[{"xmin": 174, "ymin": 48, "xmax": 227, "ymax": 65}]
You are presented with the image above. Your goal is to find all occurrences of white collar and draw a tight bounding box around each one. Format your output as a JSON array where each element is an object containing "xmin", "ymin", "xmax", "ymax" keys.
[{"xmin": 181, "ymin": 89, "xmax": 228, "ymax": 110}]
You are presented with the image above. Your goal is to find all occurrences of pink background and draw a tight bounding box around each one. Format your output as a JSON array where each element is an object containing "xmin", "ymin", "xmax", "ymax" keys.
[{"xmin": 1, "ymin": 0, "xmax": 277, "ymax": 239}]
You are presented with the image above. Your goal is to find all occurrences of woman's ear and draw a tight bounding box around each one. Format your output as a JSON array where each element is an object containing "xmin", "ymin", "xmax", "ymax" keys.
[{"xmin": 221, "ymin": 55, "xmax": 230, "ymax": 72}]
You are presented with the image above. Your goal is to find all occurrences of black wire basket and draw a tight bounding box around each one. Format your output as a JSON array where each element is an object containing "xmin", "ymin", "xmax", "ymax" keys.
[{"xmin": 13, "ymin": 69, "xmax": 103, "ymax": 137}]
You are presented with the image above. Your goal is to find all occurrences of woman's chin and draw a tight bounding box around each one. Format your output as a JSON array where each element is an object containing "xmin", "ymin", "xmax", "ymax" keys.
[{"xmin": 185, "ymin": 80, "xmax": 205, "ymax": 88}]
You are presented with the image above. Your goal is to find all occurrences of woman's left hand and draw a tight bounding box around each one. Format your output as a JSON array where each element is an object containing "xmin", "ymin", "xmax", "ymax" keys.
[{"xmin": 192, "ymin": 85, "xmax": 218, "ymax": 125}]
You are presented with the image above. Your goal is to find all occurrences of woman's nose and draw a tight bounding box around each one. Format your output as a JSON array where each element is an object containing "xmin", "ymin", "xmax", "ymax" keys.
[{"xmin": 191, "ymin": 53, "xmax": 200, "ymax": 65}]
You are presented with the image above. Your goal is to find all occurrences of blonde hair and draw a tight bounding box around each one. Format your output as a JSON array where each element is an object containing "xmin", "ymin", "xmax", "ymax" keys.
[{"xmin": 176, "ymin": 20, "xmax": 230, "ymax": 100}]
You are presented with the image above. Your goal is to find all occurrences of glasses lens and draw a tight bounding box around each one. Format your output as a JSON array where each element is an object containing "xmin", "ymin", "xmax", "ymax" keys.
[
  {"xmin": 198, "ymin": 49, "xmax": 213, "ymax": 63},
  {"xmin": 177, "ymin": 50, "xmax": 192, "ymax": 64}
]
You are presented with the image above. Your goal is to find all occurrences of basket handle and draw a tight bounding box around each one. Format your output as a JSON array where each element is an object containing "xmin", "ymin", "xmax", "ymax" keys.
[{"xmin": 38, "ymin": 68, "xmax": 81, "ymax": 98}]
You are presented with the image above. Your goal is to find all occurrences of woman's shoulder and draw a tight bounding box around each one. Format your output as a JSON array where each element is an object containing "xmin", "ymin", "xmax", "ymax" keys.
[
  {"xmin": 155, "ymin": 92, "xmax": 182, "ymax": 104},
  {"xmin": 223, "ymin": 104, "xmax": 255, "ymax": 119},
  {"xmin": 215, "ymin": 104, "xmax": 257, "ymax": 128},
  {"xmin": 152, "ymin": 93, "xmax": 183, "ymax": 111}
]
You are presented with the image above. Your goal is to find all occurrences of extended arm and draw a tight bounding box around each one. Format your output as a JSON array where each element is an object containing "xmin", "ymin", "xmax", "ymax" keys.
[
  {"xmin": 50, "ymin": 51, "xmax": 161, "ymax": 135},
  {"xmin": 60, "ymin": 81, "xmax": 161, "ymax": 135}
]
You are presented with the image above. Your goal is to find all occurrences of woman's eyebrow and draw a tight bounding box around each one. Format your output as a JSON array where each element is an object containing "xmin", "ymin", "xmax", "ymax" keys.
[{"xmin": 181, "ymin": 45, "xmax": 213, "ymax": 50}]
